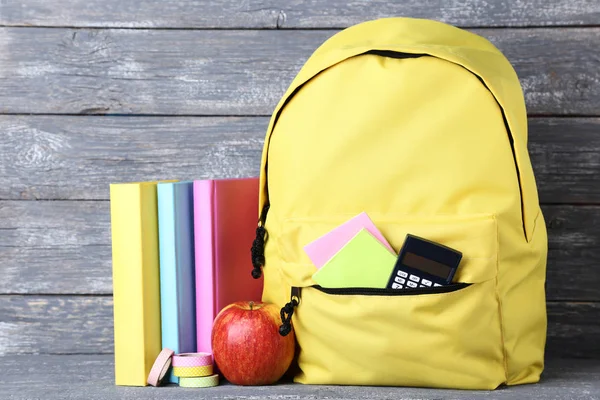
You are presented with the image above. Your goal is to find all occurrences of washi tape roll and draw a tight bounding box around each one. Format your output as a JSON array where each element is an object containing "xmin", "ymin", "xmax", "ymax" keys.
[
  {"xmin": 179, "ymin": 374, "xmax": 220, "ymax": 388},
  {"xmin": 147, "ymin": 348, "xmax": 175, "ymax": 387},
  {"xmin": 172, "ymin": 352, "xmax": 213, "ymax": 367},
  {"xmin": 172, "ymin": 364, "xmax": 213, "ymax": 378}
]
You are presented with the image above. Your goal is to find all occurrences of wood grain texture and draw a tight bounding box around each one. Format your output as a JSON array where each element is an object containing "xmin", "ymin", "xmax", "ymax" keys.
[
  {"xmin": 529, "ymin": 118, "xmax": 600, "ymax": 204},
  {"xmin": 0, "ymin": 296, "xmax": 114, "ymax": 355},
  {"xmin": 0, "ymin": 28, "xmax": 598, "ymax": 115},
  {"xmin": 547, "ymin": 302, "xmax": 600, "ymax": 360},
  {"xmin": 1, "ymin": 0, "xmax": 599, "ymax": 28},
  {"xmin": 0, "ymin": 200, "xmax": 598, "ymax": 300},
  {"xmin": 0, "ymin": 116, "xmax": 265, "ymax": 201},
  {"xmin": 0, "ymin": 201, "xmax": 113, "ymax": 295},
  {"xmin": 0, "ymin": 296, "xmax": 598, "ymax": 358},
  {"xmin": 0, "ymin": 116, "xmax": 598, "ymax": 202},
  {"xmin": 1, "ymin": 357, "xmax": 600, "ymax": 400}
]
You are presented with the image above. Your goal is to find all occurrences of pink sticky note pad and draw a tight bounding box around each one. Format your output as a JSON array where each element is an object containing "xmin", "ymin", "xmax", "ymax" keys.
[{"xmin": 304, "ymin": 212, "xmax": 395, "ymax": 269}]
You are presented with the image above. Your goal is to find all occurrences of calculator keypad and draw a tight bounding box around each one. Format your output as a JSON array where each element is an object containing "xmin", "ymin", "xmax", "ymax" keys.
[{"xmin": 392, "ymin": 269, "xmax": 444, "ymax": 290}]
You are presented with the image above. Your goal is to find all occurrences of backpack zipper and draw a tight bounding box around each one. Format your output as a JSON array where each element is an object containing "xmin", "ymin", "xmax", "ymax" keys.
[
  {"xmin": 312, "ymin": 283, "xmax": 469, "ymax": 296},
  {"xmin": 277, "ymin": 283, "xmax": 469, "ymax": 336},
  {"xmin": 279, "ymin": 286, "xmax": 300, "ymax": 336},
  {"xmin": 250, "ymin": 203, "xmax": 270, "ymax": 279}
]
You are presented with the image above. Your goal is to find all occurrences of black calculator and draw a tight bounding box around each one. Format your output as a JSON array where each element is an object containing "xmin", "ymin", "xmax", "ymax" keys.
[{"xmin": 386, "ymin": 234, "xmax": 462, "ymax": 290}]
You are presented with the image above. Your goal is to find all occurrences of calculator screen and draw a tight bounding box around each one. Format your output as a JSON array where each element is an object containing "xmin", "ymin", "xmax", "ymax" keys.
[{"xmin": 402, "ymin": 252, "xmax": 452, "ymax": 278}]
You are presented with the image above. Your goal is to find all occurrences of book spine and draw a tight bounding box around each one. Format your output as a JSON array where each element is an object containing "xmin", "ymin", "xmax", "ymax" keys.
[
  {"xmin": 173, "ymin": 182, "xmax": 197, "ymax": 354},
  {"xmin": 157, "ymin": 183, "xmax": 179, "ymax": 384},
  {"xmin": 110, "ymin": 182, "xmax": 162, "ymax": 386},
  {"xmin": 193, "ymin": 180, "xmax": 216, "ymax": 353},
  {"xmin": 212, "ymin": 178, "xmax": 263, "ymax": 313}
]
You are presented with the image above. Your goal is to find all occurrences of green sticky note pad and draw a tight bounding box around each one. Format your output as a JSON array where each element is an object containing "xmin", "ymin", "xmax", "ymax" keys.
[{"xmin": 312, "ymin": 229, "xmax": 398, "ymax": 289}]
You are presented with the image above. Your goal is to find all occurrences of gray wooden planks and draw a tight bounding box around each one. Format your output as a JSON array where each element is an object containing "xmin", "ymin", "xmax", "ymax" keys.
[
  {"xmin": 0, "ymin": 296, "xmax": 114, "ymax": 355},
  {"xmin": 0, "ymin": 116, "xmax": 265, "ymax": 201},
  {"xmin": 1, "ymin": 356, "xmax": 599, "ymax": 400},
  {"xmin": 1, "ymin": 356, "xmax": 600, "ymax": 400},
  {"xmin": 1, "ymin": 0, "xmax": 599, "ymax": 28},
  {"xmin": 547, "ymin": 302, "xmax": 600, "ymax": 360},
  {"xmin": 0, "ymin": 1, "xmax": 598, "ymax": 372},
  {"xmin": 0, "ymin": 116, "xmax": 598, "ymax": 203},
  {"xmin": 0, "ymin": 201, "xmax": 113, "ymax": 295},
  {"xmin": 0, "ymin": 200, "xmax": 598, "ymax": 300},
  {"xmin": 529, "ymin": 118, "xmax": 600, "ymax": 204},
  {"xmin": 0, "ymin": 28, "xmax": 599, "ymax": 115},
  {"xmin": 0, "ymin": 296, "xmax": 598, "ymax": 358}
]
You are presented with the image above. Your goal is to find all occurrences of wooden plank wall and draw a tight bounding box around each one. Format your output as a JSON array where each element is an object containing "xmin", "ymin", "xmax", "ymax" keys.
[{"xmin": 1, "ymin": 1, "xmax": 599, "ymax": 358}]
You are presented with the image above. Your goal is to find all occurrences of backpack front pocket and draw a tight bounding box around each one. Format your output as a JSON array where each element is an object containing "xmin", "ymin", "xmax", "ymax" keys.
[
  {"xmin": 291, "ymin": 281, "xmax": 506, "ymax": 389},
  {"xmin": 274, "ymin": 214, "xmax": 506, "ymax": 389}
]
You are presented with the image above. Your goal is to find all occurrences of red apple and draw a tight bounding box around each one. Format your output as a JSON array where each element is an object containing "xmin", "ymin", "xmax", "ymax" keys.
[{"xmin": 211, "ymin": 301, "xmax": 295, "ymax": 385}]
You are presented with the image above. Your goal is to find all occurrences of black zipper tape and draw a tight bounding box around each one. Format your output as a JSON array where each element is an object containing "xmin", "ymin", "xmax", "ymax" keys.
[
  {"xmin": 311, "ymin": 283, "xmax": 470, "ymax": 296},
  {"xmin": 277, "ymin": 283, "xmax": 470, "ymax": 336}
]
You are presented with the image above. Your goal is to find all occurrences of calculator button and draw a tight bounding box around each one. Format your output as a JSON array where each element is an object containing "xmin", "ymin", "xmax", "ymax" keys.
[
  {"xmin": 407, "ymin": 281, "xmax": 418, "ymax": 288},
  {"xmin": 397, "ymin": 270, "xmax": 408, "ymax": 278},
  {"xmin": 434, "ymin": 283, "xmax": 442, "ymax": 287},
  {"xmin": 409, "ymin": 275, "xmax": 420, "ymax": 283},
  {"xmin": 392, "ymin": 283, "xmax": 404, "ymax": 289},
  {"xmin": 419, "ymin": 284, "xmax": 426, "ymax": 288},
  {"xmin": 421, "ymin": 279, "xmax": 432, "ymax": 287},
  {"xmin": 394, "ymin": 277, "xmax": 406, "ymax": 284}
]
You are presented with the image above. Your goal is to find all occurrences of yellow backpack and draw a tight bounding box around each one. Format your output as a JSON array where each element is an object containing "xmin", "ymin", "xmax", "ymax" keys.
[{"xmin": 251, "ymin": 17, "xmax": 548, "ymax": 389}]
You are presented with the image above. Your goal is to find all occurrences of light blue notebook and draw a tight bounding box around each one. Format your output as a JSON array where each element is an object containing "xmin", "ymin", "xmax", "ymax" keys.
[{"xmin": 157, "ymin": 181, "xmax": 197, "ymax": 384}]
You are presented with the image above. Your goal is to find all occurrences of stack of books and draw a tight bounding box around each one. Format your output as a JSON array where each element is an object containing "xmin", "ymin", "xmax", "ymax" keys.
[{"xmin": 109, "ymin": 178, "xmax": 263, "ymax": 386}]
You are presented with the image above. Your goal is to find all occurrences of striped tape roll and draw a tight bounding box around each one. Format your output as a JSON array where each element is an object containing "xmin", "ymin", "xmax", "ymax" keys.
[
  {"xmin": 172, "ymin": 365, "xmax": 214, "ymax": 378},
  {"xmin": 172, "ymin": 352, "xmax": 213, "ymax": 367},
  {"xmin": 179, "ymin": 374, "xmax": 220, "ymax": 388}
]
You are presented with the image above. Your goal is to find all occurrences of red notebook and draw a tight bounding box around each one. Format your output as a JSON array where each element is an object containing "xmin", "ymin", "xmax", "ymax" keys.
[{"xmin": 194, "ymin": 178, "xmax": 264, "ymax": 353}]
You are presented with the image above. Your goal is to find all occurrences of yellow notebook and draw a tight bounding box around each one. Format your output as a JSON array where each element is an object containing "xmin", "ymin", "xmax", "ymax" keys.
[
  {"xmin": 110, "ymin": 181, "xmax": 174, "ymax": 386},
  {"xmin": 312, "ymin": 229, "xmax": 398, "ymax": 289}
]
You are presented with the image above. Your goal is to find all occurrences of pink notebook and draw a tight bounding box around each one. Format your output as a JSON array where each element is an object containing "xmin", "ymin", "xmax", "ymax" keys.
[
  {"xmin": 194, "ymin": 178, "xmax": 263, "ymax": 353},
  {"xmin": 304, "ymin": 212, "xmax": 395, "ymax": 269}
]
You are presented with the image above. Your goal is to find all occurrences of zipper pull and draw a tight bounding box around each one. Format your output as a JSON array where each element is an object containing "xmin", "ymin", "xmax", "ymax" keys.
[
  {"xmin": 279, "ymin": 287, "xmax": 300, "ymax": 336},
  {"xmin": 250, "ymin": 204, "xmax": 270, "ymax": 279}
]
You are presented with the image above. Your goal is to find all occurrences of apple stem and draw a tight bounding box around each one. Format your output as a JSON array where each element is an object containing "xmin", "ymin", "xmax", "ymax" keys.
[{"xmin": 249, "ymin": 301, "xmax": 254, "ymax": 311}]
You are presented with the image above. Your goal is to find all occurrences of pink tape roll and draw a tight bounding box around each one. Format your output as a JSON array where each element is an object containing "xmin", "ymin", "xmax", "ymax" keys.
[
  {"xmin": 172, "ymin": 352, "xmax": 213, "ymax": 368},
  {"xmin": 147, "ymin": 348, "xmax": 175, "ymax": 387}
]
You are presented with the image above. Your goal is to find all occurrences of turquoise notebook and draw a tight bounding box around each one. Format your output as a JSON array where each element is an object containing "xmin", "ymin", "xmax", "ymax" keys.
[{"xmin": 157, "ymin": 181, "xmax": 197, "ymax": 384}]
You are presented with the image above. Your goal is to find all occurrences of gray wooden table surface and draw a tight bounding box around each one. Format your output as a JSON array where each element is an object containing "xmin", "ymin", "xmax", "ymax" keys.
[
  {"xmin": 2, "ymin": 355, "xmax": 600, "ymax": 400},
  {"xmin": 1, "ymin": 0, "xmax": 599, "ymax": 398}
]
